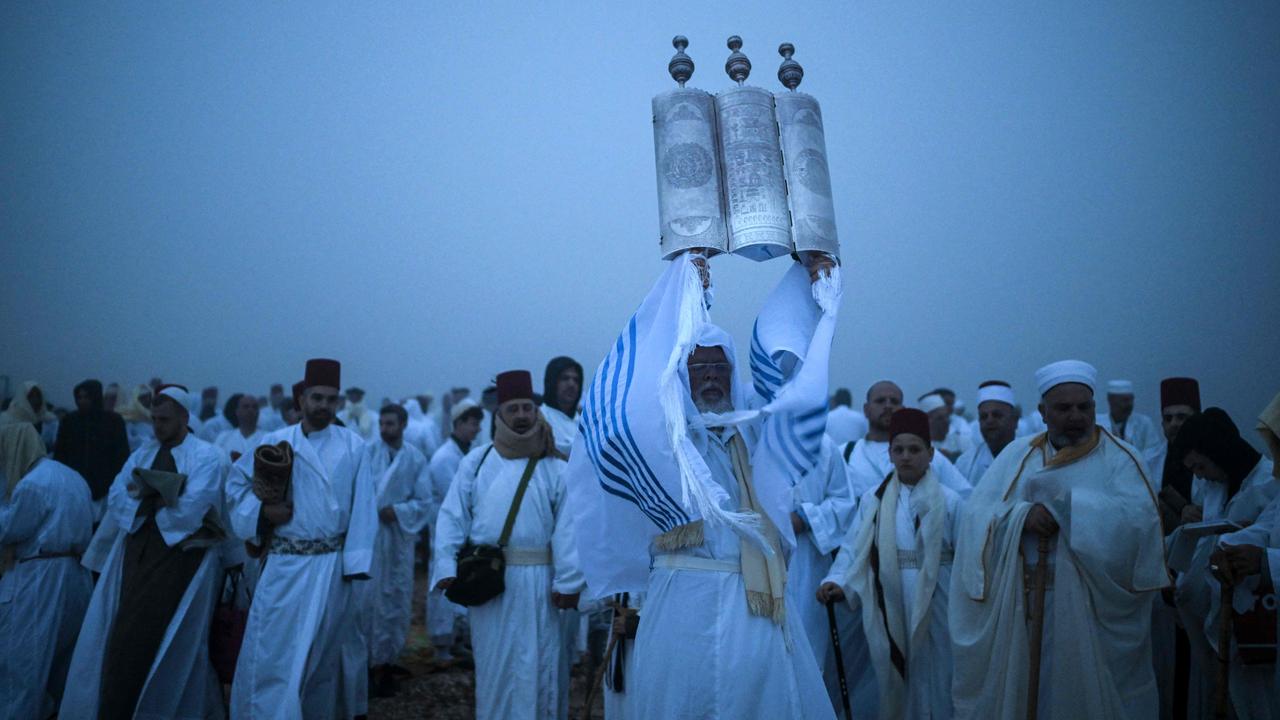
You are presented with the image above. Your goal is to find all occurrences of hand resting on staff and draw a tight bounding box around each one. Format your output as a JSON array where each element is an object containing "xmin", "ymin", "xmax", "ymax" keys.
[
  {"xmin": 816, "ymin": 581, "xmax": 845, "ymax": 604},
  {"xmin": 1024, "ymin": 504, "xmax": 1059, "ymax": 538}
]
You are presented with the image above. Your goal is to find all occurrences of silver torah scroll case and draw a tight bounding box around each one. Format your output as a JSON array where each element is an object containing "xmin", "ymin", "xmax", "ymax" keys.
[{"xmin": 653, "ymin": 36, "xmax": 840, "ymax": 262}]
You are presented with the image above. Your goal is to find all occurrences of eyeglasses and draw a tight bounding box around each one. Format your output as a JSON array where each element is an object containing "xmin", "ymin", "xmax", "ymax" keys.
[{"xmin": 689, "ymin": 363, "xmax": 732, "ymax": 375}]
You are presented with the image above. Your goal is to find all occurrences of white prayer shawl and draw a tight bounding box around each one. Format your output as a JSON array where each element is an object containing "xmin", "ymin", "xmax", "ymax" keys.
[
  {"xmin": 338, "ymin": 403, "xmax": 376, "ymax": 441},
  {"xmin": 825, "ymin": 405, "xmax": 868, "ymax": 445},
  {"xmin": 430, "ymin": 443, "xmax": 584, "ymax": 720},
  {"xmin": 197, "ymin": 415, "xmax": 232, "ymax": 443},
  {"xmin": 949, "ymin": 430, "xmax": 1168, "ymax": 720},
  {"xmin": 543, "ymin": 405, "xmax": 578, "ymax": 457},
  {"xmin": 214, "ymin": 427, "xmax": 267, "ymax": 461},
  {"xmin": 1097, "ymin": 412, "xmax": 1161, "ymax": 453},
  {"xmin": 843, "ymin": 438, "xmax": 972, "ymax": 500},
  {"xmin": 1170, "ymin": 458, "xmax": 1277, "ymax": 720},
  {"xmin": 0, "ymin": 458, "xmax": 94, "ymax": 720},
  {"xmin": 627, "ymin": 426, "xmax": 836, "ymax": 720},
  {"xmin": 225, "ymin": 422, "xmax": 378, "ymax": 720},
  {"xmin": 405, "ymin": 399, "xmax": 442, "ymax": 460},
  {"xmin": 953, "ymin": 441, "xmax": 995, "ymax": 486},
  {"xmin": 62, "ymin": 436, "xmax": 229, "ymax": 720},
  {"xmin": 362, "ymin": 440, "xmax": 432, "ymax": 665},
  {"xmin": 826, "ymin": 470, "xmax": 961, "ymax": 720},
  {"xmin": 786, "ymin": 436, "xmax": 856, "ymax": 712},
  {"xmin": 567, "ymin": 255, "xmax": 839, "ymax": 598},
  {"xmin": 425, "ymin": 438, "xmax": 469, "ymax": 641}
]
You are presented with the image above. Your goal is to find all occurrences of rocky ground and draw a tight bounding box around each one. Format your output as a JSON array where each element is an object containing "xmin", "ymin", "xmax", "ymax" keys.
[{"xmin": 366, "ymin": 567, "xmax": 604, "ymax": 720}]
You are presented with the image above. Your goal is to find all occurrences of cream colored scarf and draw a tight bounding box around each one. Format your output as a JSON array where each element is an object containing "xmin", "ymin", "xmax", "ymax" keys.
[{"xmin": 493, "ymin": 410, "xmax": 565, "ymax": 461}]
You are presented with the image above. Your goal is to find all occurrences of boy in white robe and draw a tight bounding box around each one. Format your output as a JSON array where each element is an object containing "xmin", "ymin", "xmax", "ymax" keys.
[
  {"xmin": 820, "ymin": 408, "xmax": 962, "ymax": 720},
  {"xmin": 431, "ymin": 370, "xmax": 584, "ymax": 720},
  {"xmin": 425, "ymin": 399, "xmax": 482, "ymax": 659},
  {"xmin": 225, "ymin": 359, "xmax": 378, "ymax": 720},
  {"xmin": 363, "ymin": 404, "xmax": 433, "ymax": 697},
  {"xmin": 0, "ymin": 424, "xmax": 94, "ymax": 720},
  {"xmin": 950, "ymin": 360, "xmax": 1168, "ymax": 720},
  {"xmin": 953, "ymin": 381, "xmax": 1019, "ymax": 486},
  {"xmin": 63, "ymin": 385, "xmax": 229, "ymax": 720}
]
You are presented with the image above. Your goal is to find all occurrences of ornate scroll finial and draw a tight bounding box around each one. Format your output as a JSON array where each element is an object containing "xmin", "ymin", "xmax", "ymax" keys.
[
  {"xmin": 668, "ymin": 36, "xmax": 694, "ymax": 87},
  {"xmin": 724, "ymin": 35, "xmax": 751, "ymax": 85},
  {"xmin": 777, "ymin": 43, "xmax": 804, "ymax": 90}
]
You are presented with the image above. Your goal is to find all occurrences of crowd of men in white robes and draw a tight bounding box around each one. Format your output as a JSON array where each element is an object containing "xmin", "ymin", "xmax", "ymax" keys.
[{"xmin": 2, "ymin": 254, "xmax": 1279, "ymax": 720}]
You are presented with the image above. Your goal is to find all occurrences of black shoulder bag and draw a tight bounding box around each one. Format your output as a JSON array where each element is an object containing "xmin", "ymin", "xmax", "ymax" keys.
[{"xmin": 445, "ymin": 455, "xmax": 540, "ymax": 607}]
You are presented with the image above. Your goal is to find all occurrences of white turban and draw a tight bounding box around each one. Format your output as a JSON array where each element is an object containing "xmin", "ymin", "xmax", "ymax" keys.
[
  {"xmin": 977, "ymin": 382, "xmax": 1016, "ymax": 408},
  {"xmin": 450, "ymin": 398, "xmax": 480, "ymax": 424},
  {"xmin": 1106, "ymin": 380, "xmax": 1134, "ymax": 395},
  {"xmin": 918, "ymin": 393, "xmax": 947, "ymax": 414},
  {"xmin": 1035, "ymin": 360, "xmax": 1097, "ymax": 396}
]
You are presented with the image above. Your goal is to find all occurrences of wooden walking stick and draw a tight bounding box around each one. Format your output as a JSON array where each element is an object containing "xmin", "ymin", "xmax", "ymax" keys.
[
  {"xmin": 1026, "ymin": 535, "xmax": 1050, "ymax": 720},
  {"xmin": 1214, "ymin": 579, "xmax": 1232, "ymax": 720},
  {"xmin": 579, "ymin": 614, "xmax": 623, "ymax": 720},
  {"xmin": 827, "ymin": 599, "xmax": 854, "ymax": 720}
]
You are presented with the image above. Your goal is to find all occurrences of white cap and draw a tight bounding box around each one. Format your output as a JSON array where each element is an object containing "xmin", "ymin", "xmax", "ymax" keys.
[
  {"xmin": 977, "ymin": 381, "xmax": 1016, "ymax": 408},
  {"xmin": 157, "ymin": 384, "xmax": 192, "ymax": 413},
  {"xmin": 1035, "ymin": 360, "xmax": 1097, "ymax": 396},
  {"xmin": 918, "ymin": 393, "xmax": 947, "ymax": 414},
  {"xmin": 1107, "ymin": 380, "xmax": 1134, "ymax": 395},
  {"xmin": 450, "ymin": 398, "xmax": 480, "ymax": 424}
]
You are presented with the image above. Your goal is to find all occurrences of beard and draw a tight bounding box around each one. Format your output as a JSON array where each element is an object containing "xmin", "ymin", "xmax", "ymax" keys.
[{"xmin": 694, "ymin": 393, "xmax": 733, "ymax": 414}]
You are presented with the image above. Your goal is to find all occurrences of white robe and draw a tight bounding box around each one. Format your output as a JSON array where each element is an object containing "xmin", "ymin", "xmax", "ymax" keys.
[
  {"xmin": 825, "ymin": 405, "xmax": 868, "ymax": 446},
  {"xmin": 542, "ymin": 405, "xmax": 578, "ymax": 457},
  {"xmin": 258, "ymin": 407, "xmax": 285, "ymax": 432},
  {"xmin": 426, "ymin": 437, "xmax": 469, "ymax": 642},
  {"xmin": 215, "ymin": 427, "xmax": 267, "ymax": 461},
  {"xmin": 225, "ymin": 423, "xmax": 378, "ymax": 720},
  {"xmin": 197, "ymin": 415, "xmax": 232, "ymax": 443},
  {"xmin": 950, "ymin": 430, "xmax": 1168, "ymax": 720},
  {"xmin": 431, "ymin": 443, "xmax": 584, "ymax": 720},
  {"xmin": 1219, "ymin": 487, "xmax": 1280, "ymax": 717},
  {"xmin": 125, "ymin": 419, "xmax": 153, "ymax": 451},
  {"xmin": 363, "ymin": 440, "xmax": 432, "ymax": 666},
  {"xmin": 629, "ymin": 428, "xmax": 836, "ymax": 720},
  {"xmin": 935, "ymin": 422, "xmax": 973, "ymax": 462},
  {"xmin": 826, "ymin": 471, "xmax": 962, "ymax": 720},
  {"xmin": 0, "ymin": 458, "xmax": 94, "ymax": 720},
  {"xmin": 63, "ymin": 435, "xmax": 229, "ymax": 720},
  {"xmin": 602, "ymin": 592, "xmax": 644, "ymax": 720},
  {"xmin": 337, "ymin": 403, "xmax": 376, "ymax": 441},
  {"xmin": 786, "ymin": 437, "xmax": 855, "ymax": 717},
  {"xmin": 405, "ymin": 399, "xmax": 441, "ymax": 460},
  {"xmin": 1098, "ymin": 412, "xmax": 1161, "ymax": 453},
  {"xmin": 1170, "ymin": 458, "xmax": 1278, "ymax": 720},
  {"xmin": 953, "ymin": 441, "xmax": 995, "ymax": 486}
]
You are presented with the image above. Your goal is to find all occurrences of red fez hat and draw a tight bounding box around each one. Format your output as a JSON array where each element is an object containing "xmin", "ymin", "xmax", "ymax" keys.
[
  {"xmin": 291, "ymin": 380, "xmax": 306, "ymax": 410},
  {"xmin": 303, "ymin": 358, "xmax": 341, "ymax": 390},
  {"xmin": 1160, "ymin": 377, "xmax": 1201, "ymax": 412},
  {"xmin": 889, "ymin": 408, "xmax": 932, "ymax": 446},
  {"xmin": 495, "ymin": 370, "xmax": 535, "ymax": 405}
]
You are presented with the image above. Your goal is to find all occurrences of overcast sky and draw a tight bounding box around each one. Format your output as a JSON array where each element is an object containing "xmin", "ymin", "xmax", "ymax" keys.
[{"xmin": 2, "ymin": 2, "xmax": 1277, "ymax": 432}]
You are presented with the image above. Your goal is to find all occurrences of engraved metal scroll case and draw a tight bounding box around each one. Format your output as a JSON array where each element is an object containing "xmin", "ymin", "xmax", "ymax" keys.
[
  {"xmin": 774, "ymin": 43, "xmax": 839, "ymax": 258},
  {"xmin": 653, "ymin": 37, "xmax": 729, "ymax": 260},
  {"xmin": 715, "ymin": 36, "xmax": 793, "ymax": 261}
]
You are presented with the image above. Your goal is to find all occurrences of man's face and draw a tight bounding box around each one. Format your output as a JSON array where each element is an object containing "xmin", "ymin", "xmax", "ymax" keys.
[
  {"xmin": 927, "ymin": 407, "xmax": 949, "ymax": 438},
  {"xmin": 500, "ymin": 400, "xmax": 538, "ymax": 433},
  {"xmin": 687, "ymin": 345, "xmax": 733, "ymax": 413},
  {"xmin": 269, "ymin": 387, "xmax": 284, "ymax": 408},
  {"xmin": 863, "ymin": 382, "xmax": 903, "ymax": 432},
  {"xmin": 151, "ymin": 397, "xmax": 187, "ymax": 445},
  {"xmin": 978, "ymin": 401, "xmax": 1018, "ymax": 452},
  {"xmin": 74, "ymin": 388, "xmax": 93, "ymax": 413},
  {"xmin": 27, "ymin": 386, "xmax": 43, "ymax": 413},
  {"xmin": 201, "ymin": 392, "xmax": 217, "ymax": 412},
  {"xmin": 236, "ymin": 395, "xmax": 260, "ymax": 429},
  {"xmin": 347, "ymin": 391, "xmax": 365, "ymax": 406},
  {"xmin": 1161, "ymin": 404, "xmax": 1195, "ymax": 442},
  {"xmin": 556, "ymin": 368, "xmax": 582, "ymax": 414},
  {"xmin": 1040, "ymin": 383, "xmax": 1096, "ymax": 449},
  {"xmin": 890, "ymin": 433, "xmax": 933, "ymax": 484},
  {"xmin": 302, "ymin": 386, "xmax": 340, "ymax": 430},
  {"xmin": 1183, "ymin": 449, "xmax": 1227, "ymax": 483},
  {"xmin": 379, "ymin": 412, "xmax": 405, "ymax": 445},
  {"xmin": 1107, "ymin": 393, "xmax": 1134, "ymax": 423},
  {"xmin": 454, "ymin": 414, "xmax": 482, "ymax": 444}
]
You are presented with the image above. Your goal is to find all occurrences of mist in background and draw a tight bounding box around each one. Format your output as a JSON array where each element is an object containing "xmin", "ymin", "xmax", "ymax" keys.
[{"xmin": 3, "ymin": 2, "xmax": 1278, "ymax": 434}]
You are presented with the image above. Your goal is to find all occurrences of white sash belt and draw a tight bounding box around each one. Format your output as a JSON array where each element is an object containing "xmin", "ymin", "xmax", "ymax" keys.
[
  {"xmin": 897, "ymin": 548, "xmax": 955, "ymax": 570},
  {"xmin": 653, "ymin": 553, "xmax": 741, "ymax": 574},
  {"xmin": 505, "ymin": 546, "xmax": 551, "ymax": 566}
]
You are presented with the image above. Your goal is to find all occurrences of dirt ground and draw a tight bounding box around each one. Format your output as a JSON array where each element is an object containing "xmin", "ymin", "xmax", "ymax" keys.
[{"xmin": 367, "ymin": 565, "xmax": 604, "ymax": 720}]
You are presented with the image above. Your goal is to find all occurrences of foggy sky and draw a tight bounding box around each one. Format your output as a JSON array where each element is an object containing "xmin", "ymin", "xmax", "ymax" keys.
[{"xmin": 3, "ymin": 2, "xmax": 1278, "ymax": 431}]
